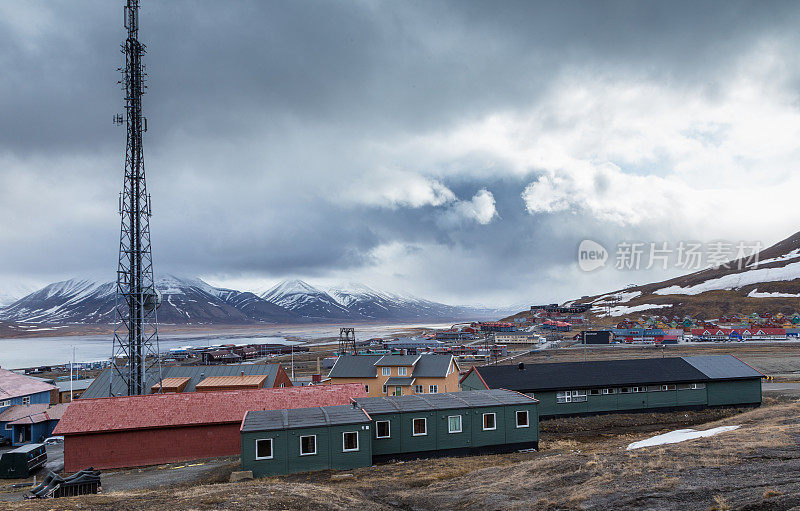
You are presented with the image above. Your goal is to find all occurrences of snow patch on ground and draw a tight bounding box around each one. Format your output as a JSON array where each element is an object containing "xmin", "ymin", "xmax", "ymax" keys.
[
  {"xmin": 750, "ymin": 248, "xmax": 800, "ymax": 267},
  {"xmin": 597, "ymin": 303, "xmax": 671, "ymax": 317},
  {"xmin": 592, "ymin": 291, "xmax": 642, "ymax": 304},
  {"xmin": 654, "ymin": 261, "xmax": 800, "ymax": 295},
  {"xmin": 626, "ymin": 425, "xmax": 740, "ymax": 450},
  {"xmin": 747, "ymin": 289, "xmax": 800, "ymax": 298}
]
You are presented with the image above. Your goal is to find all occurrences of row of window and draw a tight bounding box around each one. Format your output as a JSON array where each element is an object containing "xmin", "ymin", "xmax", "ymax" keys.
[
  {"xmin": 255, "ymin": 431, "xmax": 361, "ymax": 460},
  {"xmin": 370, "ymin": 384, "xmax": 439, "ymax": 395},
  {"xmin": 381, "ymin": 367, "xmax": 410, "ymax": 376},
  {"xmin": 0, "ymin": 397, "xmax": 29, "ymax": 407},
  {"xmin": 555, "ymin": 383, "xmax": 706, "ymax": 403},
  {"xmin": 376, "ymin": 410, "xmax": 529, "ymax": 438},
  {"xmin": 253, "ymin": 411, "xmax": 532, "ymax": 461}
]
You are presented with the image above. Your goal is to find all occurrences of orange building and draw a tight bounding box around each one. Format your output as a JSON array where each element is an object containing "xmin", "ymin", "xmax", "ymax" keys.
[{"xmin": 326, "ymin": 354, "xmax": 460, "ymax": 397}]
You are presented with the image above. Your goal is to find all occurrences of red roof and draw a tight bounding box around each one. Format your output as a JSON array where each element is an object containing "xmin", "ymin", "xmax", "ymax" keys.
[
  {"xmin": 53, "ymin": 383, "xmax": 366, "ymax": 436},
  {"xmin": 0, "ymin": 368, "xmax": 57, "ymax": 400},
  {"xmin": 3, "ymin": 403, "xmax": 70, "ymax": 425}
]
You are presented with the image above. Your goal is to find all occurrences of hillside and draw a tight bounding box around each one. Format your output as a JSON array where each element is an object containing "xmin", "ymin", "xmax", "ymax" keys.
[{"xmin": 577, "ymin": 231, "xmax": 800, "ymax": 320}]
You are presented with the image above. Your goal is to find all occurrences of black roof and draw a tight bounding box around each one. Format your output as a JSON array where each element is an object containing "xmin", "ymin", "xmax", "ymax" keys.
[
  {"xmin": 81, "ymin": 364, "xmax": 282, "ymax": 398},
  {"xmin": 355, "ymin": 389, "xmax": 535, "ymax": 414},
  {"xmin": 384, "ymin": 377, "xmax": 415, "ymax": 386},
  {"xmin": 241, "ymin": 405, "xmax": 370, "ymax": 433},
  {"xmin": 469, "ymin": 355, "xmax": 762, "ymax": 392}
]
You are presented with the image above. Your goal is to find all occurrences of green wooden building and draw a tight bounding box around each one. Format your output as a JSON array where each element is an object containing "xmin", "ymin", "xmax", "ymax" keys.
[
  {"xmin": 241, "ymin": 390, "xmax": 539, "ymax": 476},
  {"xmin": 241, "ymin": 405, "xmax": 373, "ymax": 477},
  {"xmin": 460, "ymin": 355, "xmax": 762, "ymax": 418},
  {"xmin": 354, "ymin": 389, "xmax": 539, "ymax": 462}
]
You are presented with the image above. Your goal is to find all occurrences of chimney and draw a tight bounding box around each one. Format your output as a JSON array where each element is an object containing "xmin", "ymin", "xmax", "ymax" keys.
[
  {"xmin": 241, "ymin": 370, "xmax": 245, "ymax": 377},
  {"xmin": 518, "ymin": 362, "xmax": 525, "ymax": 371}
]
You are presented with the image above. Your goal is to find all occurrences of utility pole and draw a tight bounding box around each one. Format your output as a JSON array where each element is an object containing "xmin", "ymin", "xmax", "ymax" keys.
[{"xmin": 110, "ymin": 0, "xmax": 163, "ymax": 396}]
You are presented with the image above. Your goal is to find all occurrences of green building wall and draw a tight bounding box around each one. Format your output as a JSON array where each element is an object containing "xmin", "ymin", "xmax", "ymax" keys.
[
  {"xmin": 370, "ymin": 402, "xmax": 539, "ymax": 458},
  {"xmin": 242, "ymin": 423, "xmax": 372, "ymax": 477},
  {"xmin": 460, "ymin": 371, "xmax": 763, "ymax": 419}
]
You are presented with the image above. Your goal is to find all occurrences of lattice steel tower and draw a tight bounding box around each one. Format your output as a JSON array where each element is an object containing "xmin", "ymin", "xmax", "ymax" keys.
[{"xmin": 110, "ymin": 0, "xmax": 162, "ymax": 396}]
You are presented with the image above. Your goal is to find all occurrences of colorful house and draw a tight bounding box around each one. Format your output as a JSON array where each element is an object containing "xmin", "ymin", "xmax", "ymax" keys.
[{"xmin": 326, "ymin": 354, "xmax": 460, "ymax": 397}]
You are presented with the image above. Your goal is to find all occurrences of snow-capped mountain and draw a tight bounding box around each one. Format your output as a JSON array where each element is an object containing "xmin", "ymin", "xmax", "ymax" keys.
[
  {"xmin": 261, "ymin": 280, "xmax": 354, "ymax": 320},
  {"xmin": 0, "ymin": 275, "xmax": 299, "ymax": 325},
  {"xmin": 0, "ymin": 282, "xmax": 39, "ymax": 307},
  {"xmin": 579, "ymin": 230, "xmax": 800, "ymax": 319}
]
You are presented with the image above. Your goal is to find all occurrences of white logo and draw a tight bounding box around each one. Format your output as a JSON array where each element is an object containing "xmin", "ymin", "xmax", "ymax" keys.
[{"xmin": 578, "ymin": 239, "xmax": 608, "ymax": 272}]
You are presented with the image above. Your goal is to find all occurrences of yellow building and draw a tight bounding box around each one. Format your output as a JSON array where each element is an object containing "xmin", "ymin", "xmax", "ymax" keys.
[{"xmin": 325, "ymin": 354, "xmax": 460, "ymax": 397}]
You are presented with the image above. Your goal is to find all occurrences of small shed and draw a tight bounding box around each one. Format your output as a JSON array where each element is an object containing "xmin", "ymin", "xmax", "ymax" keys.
[
  {"xmin": 194, "ymin": 375, "xmax": 269, "ymax": 392},
  {"xmin": 151, "ymin": 377, "xmax": 191, "ymax": 394},
  {"xmin": 241, "ymin": 405, "xmax": 373, "ymax": 477}
]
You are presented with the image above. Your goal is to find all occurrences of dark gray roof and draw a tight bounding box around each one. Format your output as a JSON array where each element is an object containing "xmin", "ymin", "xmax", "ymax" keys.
[
  {"xmin": 385, "ymin": 377, "xmax": 415, "ymax": 386},
  {"xmin": 327, "ymin": 355, "xmax": 381, "ymax": 378},
  {"xmin": 241, "ymin": 404, "xmax": 370, "ymax": 433},
  {"xmin": 374, "ymin": 355, "xmax": 421, "ymax": 366},
  {"xmin": 55, "ymin": 379, "xmax": 95, "ymax": 393},
  {"xmin": 682, "ymin": 355, "xmax": 763, "ymax": 379},
  {"xmin": 81, "ymin": 364, "xmax": 282, "ymax": 398},
  {"xmin": 355, "ymin": 389, "xmax": 535, "ymax": 414},
  {"xmin": 412, "ymin": 355, "xmax": 454, "ymax": 377},
  {"xmin": 328, "ymin": 354, "xmax": 454, "ymax": 379},
  {"xmin": 469, "ymin": 355, "xmax": 761, "ymax": 393}
]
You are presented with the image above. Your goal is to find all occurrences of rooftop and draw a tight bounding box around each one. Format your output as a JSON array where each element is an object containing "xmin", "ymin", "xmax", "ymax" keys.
[
  {"xmin": 82, "ymin": 363, "xmax": 285, "ymax": 398},
  {"xmin": 0, "ymin": 368, "xmax": 58, "ymax": 401},
  {"xmin": 462, "ymin": 355, "xmax": 763, "ymax": 392},
  {"xmin": 195, "ymin": 375, "xmax": 269, "ymax": 389},
  {"xmin": 241, "ymin": 404, "xmax": 371, "ymax": 433},
  {"xmin": 0, "ymin": 403, "xmax": 70, "ymax": 425},
  {"xmin": 53, "ymin": 383, "xmax": 366, "ymax": 435},
  {"xmin": 355, "ymin": 389, "xmax": 536, "ymax": 414},
  {"xmin": 329, "ymin": 354, "xmax": 454, "ymax": 379}
]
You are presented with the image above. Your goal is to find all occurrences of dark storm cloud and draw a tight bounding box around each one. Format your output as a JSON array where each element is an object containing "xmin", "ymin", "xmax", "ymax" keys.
[{"xmin": 1, "ymin": 0, "xmax": 799, "ymax": 303}]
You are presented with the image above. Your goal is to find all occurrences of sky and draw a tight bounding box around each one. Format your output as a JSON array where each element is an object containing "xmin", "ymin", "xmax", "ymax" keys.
[{"xmin": 1, "ymin": 0, "xmax": 800, "ymax": 306}]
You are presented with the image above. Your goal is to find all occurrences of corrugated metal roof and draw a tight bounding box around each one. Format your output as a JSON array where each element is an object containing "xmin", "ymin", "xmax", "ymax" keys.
[
  {"xmin": 81, "ymin": 364, "xmax": 283, "ymax": 398},
  {"xmin": 327, "ymin": 355, "xmax": 382, "ymax": 378},
  {"xmin": 0, "ymin": 403, "xmax": 69, "ymax": 424},
  {"xmin": 242, "ymin": 404, "xmax": 370, "ymax": 433},
  {"xmin": 53, "ymin": 383, "xmax": 366, "ymax": 435},
  {"xmin": 467, "ymin": 357, "xmax": 710, "ymax": 392},
  {"xmin": 55, "ymin": 379, "xmax": 95, "ymax": 393},
  {"xmin": 0, "ymin": 368, "xmax": 57, "ymax": 400},
  {"xmin": 374, "ymin": 355, "xmax": 421, "ymax": 366},
  {"xmin": 384, "ymin": 377, "xmax": 415, "ymax": 386},
  {"xmin": 194, "ymin": 375, "xmax": 268, "ymax": 389},
  {"xmin": 355, "ymin": 389, "xmax": 535, "ymax": 414},
  {"xmin": 328, "ymin": 354, "xmax": 453, "ymax": 379},
  {"xmin": 682, "ymin": 355, "xmax": 763, "ymax": 380},
  {"xmin": 412, "ymin": 355, "xmax": 454, "ymax": 378}
]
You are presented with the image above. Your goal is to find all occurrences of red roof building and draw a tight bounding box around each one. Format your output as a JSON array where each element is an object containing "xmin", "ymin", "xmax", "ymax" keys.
[{"xmin": 54, "ymin": 384, "xmax": 366, "ymax": 472}]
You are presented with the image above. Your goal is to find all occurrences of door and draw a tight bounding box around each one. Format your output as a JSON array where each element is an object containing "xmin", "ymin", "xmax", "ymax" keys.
[{"xmin": 394, "ymin": 387, "xmax": 402, "ymax": 396}]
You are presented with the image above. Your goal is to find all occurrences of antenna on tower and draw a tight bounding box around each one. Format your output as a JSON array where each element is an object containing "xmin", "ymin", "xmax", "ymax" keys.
[
  {"xmin": 110, "ymin": 0, "xmax": 163, "ymax": 396},
  {"xmin": 339, "ymin": 328, "xmax": 356, "ymax": 356}
]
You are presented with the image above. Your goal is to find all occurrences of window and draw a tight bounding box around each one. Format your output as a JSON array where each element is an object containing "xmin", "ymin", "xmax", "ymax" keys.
[
  {"xmin": 343, "ymin": 432, "xmax": 359, "ymax": 452},
  {"xmin": 558, "ymin": 390, "xmax": 588, "ymax": 403},
  {"xmin": 661, "ymin": 384, "xmax": 676, "ymax": 391},
  {"xmin": 376, "ymin": 420, "xmax": 391, "ymax": 438},
  {"xmin": 602, "ymin": 388, "xmax": 616, "ymax": 395},
  {"xmin": 300, "ymin": 435, "xmax": 317, "ymax": 456},
  {"xmin": 21, "ymin": 396, "xmax": 30, "ymax": 405},
  {"xmin": 620, "ymin": 387, "xmax": 631, "ymax": 394},
  {"xmin": 483, "ymin": 413, "xmax": 496, "ymax": 430},
  {"xmin": 691, "ymin": 383, "xmax": 705, "ymax": 389},
  {"xmin": 516, "ymin": 410, "xmax": 529, "ymax": 428},
  {"xmin": 255, "ymin": 438, "xmax": 273, "ymax": 460},
  {"xmin": 413, "ymin": 418, "xmax": 427, "ymax": 436},
  {"xmin": 589, "ymin": 389, "xmax": 600, "ymax": 396},
  {"xmin": 0, "ymin": 400, "xmax": 10, "ymax": 407},
  {"xmin": 648, "ymin": 385, "xmax": 663, "ymax": 392},
  {"xmin": 4, "ymin": 424, "xmax": 10, "ymax": 430},
  {"xmin": 414, "ymin": 385, "xmax": 424, "ymax": 394},
  {"xmin": 382, "ymin": 367, "xmax": 391, "ymax": 376},
  {"xmin": 279, "ymin": 383, "xmax": 286, "ymax": 388},
  {"xmin": 382, "ymin": 385, "xmax": 387, "ymax": 394},
  {"xmin": 398, "ymin": 367, "xmax": 408, "ymax": 376},
  {"xmin": 364, "ymin": 384, "xmax": 369, "ymax": 393},
  {"xmin": 632, "ymin": 386, "xmax": 645, "ymax": 393},
  {"xmin": 429, "ymin": 385, "xmax": 438, "ymax": 394},
  {"xmin": 448, "ymin": 415, "xmax": 462, "ymax": 433}
]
